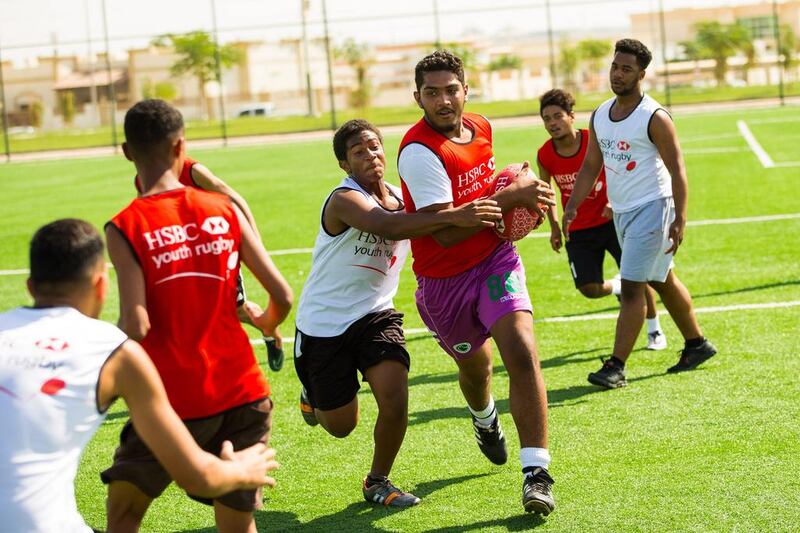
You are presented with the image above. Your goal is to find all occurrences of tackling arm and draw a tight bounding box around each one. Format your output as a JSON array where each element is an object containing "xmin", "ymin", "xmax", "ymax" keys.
[
  {"xmin": 97, "ymin": 340, "xmax": 278, "ymax": 497},
  {"xmin": 326, "ymin": 189, "xmax": 501, "ymax": 241}
]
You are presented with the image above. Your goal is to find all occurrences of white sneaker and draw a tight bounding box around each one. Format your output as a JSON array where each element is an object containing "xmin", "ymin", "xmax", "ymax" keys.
[{"xmin": 647, "ymin": 330, "xmax": 667, "ymax": 351}]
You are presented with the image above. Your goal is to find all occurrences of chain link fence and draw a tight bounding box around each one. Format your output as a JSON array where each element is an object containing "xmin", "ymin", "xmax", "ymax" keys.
[{"xmin": 1, "ymin": 0, "xmax": 798, "ymax": 157}]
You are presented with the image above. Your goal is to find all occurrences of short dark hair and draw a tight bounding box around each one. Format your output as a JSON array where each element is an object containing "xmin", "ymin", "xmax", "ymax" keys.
[
  {"xmin": 614, "ymin": 39, "xmax": 652, "ymax": 70},
  {"xmin": 124, "ymin": 99, "xmax": 184, "ymax": 152},
  {"xmin": 332, "ymin": 119, "xmax": 383, "ymax": 162},
  {"xmin": 29, "ymin": 219, "xmax": 104, "ymax": 296},
  {"xmin": 414, "ymin": 50, "xmax": 465, "ymax": 90},
  {"xmin": 539, "ymin": 89, "xmax": 576, "ymax": 115}
]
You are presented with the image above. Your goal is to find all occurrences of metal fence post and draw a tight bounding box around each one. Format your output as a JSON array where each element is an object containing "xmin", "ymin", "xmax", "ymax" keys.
[
  {"xmin": 211, "ymin": 0, "xmax": 229, "ymax": 145},
  {"xmin": 101, "ymin": 0, "xmax": 118, "ymax": 151},
  {"xmin": 658, "ymin": 0, "xmax": 672, "ymax": 109},
  {"xmin": 772, "ymin": 0, "xmax": 785, "ymax": 106},
  {"xmin": 0, "ymin": 41, "xmax": 10, "ymax": 162},
  {"xmin": 322, "ymin": 0, "xmax": 337, "ymax": 131}
]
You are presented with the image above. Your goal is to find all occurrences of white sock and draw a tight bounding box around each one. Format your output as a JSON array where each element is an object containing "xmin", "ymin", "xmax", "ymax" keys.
[
  {"xmin": 469, "ymin": 396, "xmax": 496, "ymax": 428},
  {"xmin": 647, "ymin": 316, "xmax": 661, "ymax": 334},
  {"xmin": 610, "ymin": 276, "xmax": 621, "ymax": 296},
  {"xmin": 520, "ymin": 447, "xmax": 551, "ymax": 476}
]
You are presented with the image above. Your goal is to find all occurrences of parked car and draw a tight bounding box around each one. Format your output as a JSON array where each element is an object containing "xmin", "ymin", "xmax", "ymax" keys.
[{"xmin": 237, "ymin": 103, "xmax": 275, "ymax": 117}]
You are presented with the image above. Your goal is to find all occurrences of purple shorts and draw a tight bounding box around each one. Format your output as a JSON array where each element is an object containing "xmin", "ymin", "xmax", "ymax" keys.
[{"xmin": 415, "ymin": 242, "xmax": 533, "ymax": 359}]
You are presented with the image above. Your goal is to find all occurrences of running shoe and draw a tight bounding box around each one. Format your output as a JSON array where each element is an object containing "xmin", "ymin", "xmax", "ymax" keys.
[
  {"xmin": 362, "ymin": 477, "xmax": 420, "ymax": 507},
  {"xmin": 587, "ymin": 357, "xmax": 627, "ymax": 389},
  {"xmin": 299, "ymin": 387, "xmax": 318, "ymax": 426},
  {"xmin": 646, "ymin": 330, "xmax": 668, "ymax": 351},
  {"xmin": 472, "ymin": 414, "xmax": 508, "ymax": 465},
  {"xmin": 522, "ymin": 467, "xmax": 555, "ymax": 515},
  {"xmin": 667, "ymin": 339, "xmax": 717, "ymax": 373}
]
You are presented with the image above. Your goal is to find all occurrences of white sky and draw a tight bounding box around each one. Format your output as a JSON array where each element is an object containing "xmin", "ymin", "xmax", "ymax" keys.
[{"xmin": 0, "ymin": 0, "xmax": 777, "ymax": 64}]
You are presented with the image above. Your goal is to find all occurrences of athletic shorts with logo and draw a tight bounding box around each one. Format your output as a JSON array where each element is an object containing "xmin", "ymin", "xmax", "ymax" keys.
[
  {"xmin": 565, "ymin": 220, "xmax": 621, "ymax": 288},
  {"xmin": 614, "ymin": 197, "xmax": 675, "ymax": 283},
  {"xmin": 293, "ymin": 309, "xmax": 410, "ymax": 411},
  {"xmin": 100, "ymin": 397, "xmax": 272, "ymax": 512},
  {"xmin": 415, "ymin": 241, "xmax": 532, "ymax": 359}
]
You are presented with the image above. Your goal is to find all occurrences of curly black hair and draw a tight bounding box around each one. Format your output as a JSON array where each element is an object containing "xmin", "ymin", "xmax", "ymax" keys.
[
  {"xmin": 332, "ymin": 119, "xmax": 383, "ymax": 162},
  {"xmin": 124, "ymin": 99, "xmax": 184, "ymax": 151},
  {"xmin": 614, "ymin": 39, "xmax": 652, "ymax": 70},
  {"xmin": 539, "ymin": 89, "xmax": 576, "ymax": 116},
  {"xmin": 414, "ymin": 50, "xmax": 465, "ymax": 90}
]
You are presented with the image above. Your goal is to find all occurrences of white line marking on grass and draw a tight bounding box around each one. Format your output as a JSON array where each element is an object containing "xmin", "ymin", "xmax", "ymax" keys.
[
  {"xmin": 3, "ymin": 213, "xmax": 800, "ymax": 276},
  {"xmin": 773, "ymin": 161, "xmax": 800, "ymax": 168},
  {"xmin": 686, "ymin": 213, "xmax": 800, "ymax": 226},
  {"xmin": 745, "ymin": 117, "xmax": 800, "ymax": 125},
  {"xmin": 250, "ymin": 300, "xmax": 800, "ymax": 344},
  {"xmin": 737, "ymin": 120, "xmax": 775, "ymax": 168},
  {"xmin": 681, "ymin": 132, "xmax": 743, "ymax": 143},
  {"xmin": 683, "ymin": 147, "xmax": 748, "ymax": 154}
]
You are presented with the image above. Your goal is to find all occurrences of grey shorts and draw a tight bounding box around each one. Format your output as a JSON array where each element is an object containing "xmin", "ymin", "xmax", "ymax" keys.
[{"xmin": 614, "ymin": 197, "xmax": 675, "ymax": 283}]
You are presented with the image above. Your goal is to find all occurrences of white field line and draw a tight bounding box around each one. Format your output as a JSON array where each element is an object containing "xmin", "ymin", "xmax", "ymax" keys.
[
  {"xmin": 773, "ymin": 161, "xmax": 800, "ymax": 168},
  {"xmin": 745, "ymin": 117, "xmax": 800, "ymax": 125},
  {"xmin": 737, "ymin": 120, "xmax": 775, "ymax": 168},
  {"xmin": 681, "ymin": 132, "xmax": 743, "ymax": 143},
  {"xmin": 3, "ymin": 212, "xmax": 800, "ymax": 276},
  {"xmin": 683, "ymin": 147, "xmax": 747, "ymax": 154},
  {"xmin": 250, "ymin": 300, "xmax": 800, "ymax": 345}
]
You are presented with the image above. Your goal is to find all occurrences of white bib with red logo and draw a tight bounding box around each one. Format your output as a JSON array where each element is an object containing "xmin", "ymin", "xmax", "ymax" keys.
[
  {"xmin": 0, "ymin": 306, "xmax": 126, "ymax": 533},
  {"xmin": 593, "ymin": 94, "xmax": 673, "ymax": 213}
]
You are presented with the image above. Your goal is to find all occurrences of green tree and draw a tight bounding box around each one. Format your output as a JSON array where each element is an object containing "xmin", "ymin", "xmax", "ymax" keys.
[
  {"xmin": 439, "ymin": 43, "xmax": 481, "ymax": 89},
  {"xmin": 152, "ymin": 31, "xmax": 241, "ymax": 119},
  {"xmin": 693, "ymin": 21, "xmax": 753, "ymax": 86},
  {"xmin": 558, "ymin": 38, "xmax": 580, "ymax": 92},
  {"xmin": 778, "ymin": 24, "xmax": 797, "ymax": 70},
  {"xmin": 60, "ymin": 91, "xmax": 75, "ymax": 126},
  {"xmin": 679, "ymin": 40, "xmax": 705, "ymax": 83},
  {"xmin": 577, "ymin": 39, "xmax": 611, "ymax": 91},
  {"xmin": 29, "ymin": 101, "xmax": 43, "ymax": 128},
  {"xmin": 487, "ymin": 54, "xmax": 522, "ymax": 72},
  {"xmin": 335, "ymin": 39, "xmax": 374, "ymax": 110}
]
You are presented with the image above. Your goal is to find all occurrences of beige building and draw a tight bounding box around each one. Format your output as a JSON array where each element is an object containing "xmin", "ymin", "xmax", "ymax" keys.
[{"xmin": 631, "ymin": 0, "xmax": 800, "ymax": 86}]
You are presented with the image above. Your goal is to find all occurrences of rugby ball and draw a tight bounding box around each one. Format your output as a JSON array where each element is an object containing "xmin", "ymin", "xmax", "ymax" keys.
[{"xmin": 492, "ymin": 164, "xmax": 547, "ymax": 242}]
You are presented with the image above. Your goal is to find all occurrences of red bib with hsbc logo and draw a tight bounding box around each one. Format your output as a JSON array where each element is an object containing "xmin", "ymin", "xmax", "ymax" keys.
[
  {"xmin": 109, "ymin": 187, "xmax": 268, "ymax": 419},
  {"xmin": 399, "ymin": 113, "xmax": 502, "ymax": 278}
]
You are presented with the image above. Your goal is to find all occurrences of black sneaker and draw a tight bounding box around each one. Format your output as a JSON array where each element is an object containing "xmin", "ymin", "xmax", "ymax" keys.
[
  {"xmin": 299, "ymin": 387, "xmax": 318, "ymax": 426},
  {"xmin": 587, "ymin": 358, "xmax": 627, "ymax": 389},
  {"xmin": 522, "ymin": 467, "xmax": 555, "ymax": 515},
  {"xmin": 362, "ymin": 477, "xmax": 420, "ymax": 507},
  {"xmin": 667, "ymin": 339, "xmax": 717, "ymax": 373},
  {"xmin": 264, "ymin": 336, "xmax": 284, "ymax": 371},
  {"xmin": 472, "ymin": 415, "xmax": 508, "ymax": 465}
]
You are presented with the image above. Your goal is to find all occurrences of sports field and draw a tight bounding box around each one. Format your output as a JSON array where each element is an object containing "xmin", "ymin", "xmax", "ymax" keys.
[{"xmin": 1, "ymin": 104, "xmax": 799, "ymax": 531}]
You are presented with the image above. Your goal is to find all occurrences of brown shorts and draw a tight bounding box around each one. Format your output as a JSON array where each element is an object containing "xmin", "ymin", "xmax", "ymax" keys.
[{"xmin": 101, "ymin": 397, "xmax": 272, "ymax": 512}]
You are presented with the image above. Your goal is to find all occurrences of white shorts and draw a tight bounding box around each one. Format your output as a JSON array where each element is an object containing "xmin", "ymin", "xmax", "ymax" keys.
[{"xmin": 614, "ymin": 197, "xmax": 675, "ymax": 283}]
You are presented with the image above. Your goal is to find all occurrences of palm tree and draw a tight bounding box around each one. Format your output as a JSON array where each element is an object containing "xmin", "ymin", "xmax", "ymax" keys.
[
  {"xmin": 577, "ymin": 39, "xmax": 611, "ymax": 91},
  {"xmin": 335, "ymin": 39, "xmax": 374, "ymax": 110},
  {"xmin": 693, "ymin": 21, "xmax": 752, "ymax": 86},
  {"xmin": 679, "ymin": 40, "xmax": 705, "ymax": 82},
  {"xmin": 152, "ymin": 31, "xmax": 241, "ymax": 119},
  {"xmin": 558, "ymin": 38, "xmax": 580, "ymax": 93}
]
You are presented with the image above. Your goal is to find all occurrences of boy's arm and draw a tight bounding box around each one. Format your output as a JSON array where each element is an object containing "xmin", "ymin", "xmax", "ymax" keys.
[
  {"xmin": 563, "ymin": 116, "xmax": 604, "ymax": 234},
  {"xmin": 97, "ymin": 340, "xmax": 278, "ymax": 497},
  {"xmin": 233, "ymin": 204, "xmax": 293, "ymax": 339},
  {"xmin": 105, "ymin": 224, "xmax": 150, "ymax": 341},
  {"xmin": 418, "ymin": 161, "xmax": 555, "ymax": 248},
  {"xmin": 537, "ymin": 159, "xmax": 562, "ymax": 253},
  {"xmin": 192, "ymin": 164, "xmax": 262, "ymax": 240},
  {"xmin": 326, "ymin": 189, "xmax": 501, "ymax": 241},
  {"xmin": 649, "ymin": 110, "xmax": 688, "ymax": 254}
]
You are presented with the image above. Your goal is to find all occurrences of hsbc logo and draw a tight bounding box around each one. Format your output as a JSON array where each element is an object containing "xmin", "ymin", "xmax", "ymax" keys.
[
  {"xmin": 35, "ymin": 338, "xmax": 69, "ymax": 352},
  {"xmin": 487, "ymin": 157, "xmax": 496, "ymax": 171},
  {"xmin": 617, "ymin": 140, "xmax": 631, "ymax": 151},
  {"xmin": 201, "ymin": 216, "xmax": 230, "ymax": 235}
]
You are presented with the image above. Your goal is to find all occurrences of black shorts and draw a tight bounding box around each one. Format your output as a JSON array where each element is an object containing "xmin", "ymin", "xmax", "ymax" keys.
[
  {"xmin": 100, "ymin": 397, "xmax": 272, "ymax": 512},
  {"xmin": 564, "ymin": 220, "xmax": 621, "ymax": 288},
  {"xmin": 235, "ymin": 272, "xmax": 246, "ymax": 307},
  {"xmin": 293, "ymin": 309, "xmax": 410, "ymax": 411}
]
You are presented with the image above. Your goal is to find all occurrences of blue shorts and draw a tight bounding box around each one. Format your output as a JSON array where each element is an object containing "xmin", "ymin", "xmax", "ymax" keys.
[{"xmin": 614, "ymin": 197, "xmax": 675, "ymax": 283}]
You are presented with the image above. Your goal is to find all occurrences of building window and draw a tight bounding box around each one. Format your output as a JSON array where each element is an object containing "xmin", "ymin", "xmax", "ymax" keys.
[{"xmin": 737, "ymin": 16, "xmax": 775, "ymax": 39}]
